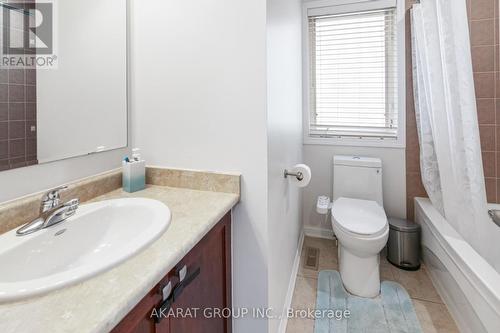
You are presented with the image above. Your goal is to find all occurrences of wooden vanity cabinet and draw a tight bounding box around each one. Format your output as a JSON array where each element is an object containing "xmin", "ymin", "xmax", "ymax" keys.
[{"xmin": 111, "ymin": 213, "xmax": 232, "ymax": 333}]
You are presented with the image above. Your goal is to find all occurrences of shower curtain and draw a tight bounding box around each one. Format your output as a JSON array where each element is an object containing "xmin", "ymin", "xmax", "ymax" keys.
[{"xmin": 411, "ymin": 0, "xmax": 498, "ymax": 270}]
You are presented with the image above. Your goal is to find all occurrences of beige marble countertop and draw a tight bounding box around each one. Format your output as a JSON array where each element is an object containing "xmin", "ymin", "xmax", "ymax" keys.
[{"xmin": 0, "ymin": 185, "xmax": 239, "ymax": 333}]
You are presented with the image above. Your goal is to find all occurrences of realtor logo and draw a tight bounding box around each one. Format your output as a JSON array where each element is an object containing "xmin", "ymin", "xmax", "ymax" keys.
[{"xmin": 1, "ymin": 0, "xmax": 57, "ymax": 68}]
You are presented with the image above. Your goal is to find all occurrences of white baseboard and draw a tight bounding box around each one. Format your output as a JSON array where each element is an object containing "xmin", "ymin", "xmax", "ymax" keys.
[
  {"xmin": 303, "ymin": 226, "xmax": 335, "ymax": 240},
  {"xmin": 277, "ymin": 230, "xmax": 305, "ymax": 333}
]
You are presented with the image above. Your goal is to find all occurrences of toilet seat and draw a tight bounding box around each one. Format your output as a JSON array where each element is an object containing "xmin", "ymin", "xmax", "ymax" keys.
[
  {"xmin": 331, "ymin": 197, "xmax": 389, "ymax": 297},
  {"xmin": 332, "ymin": 197, "xmax": 388, "ymax": 237}
]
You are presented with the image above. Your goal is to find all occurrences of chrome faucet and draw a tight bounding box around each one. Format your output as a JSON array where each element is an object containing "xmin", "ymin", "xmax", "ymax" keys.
[
  {"xmin": 488, "ymin": 209, "xmax": 500, "ymax": 228},
  {"xmin": 16, "ymin": 186, "xmax": 79, "ymax": 236}
]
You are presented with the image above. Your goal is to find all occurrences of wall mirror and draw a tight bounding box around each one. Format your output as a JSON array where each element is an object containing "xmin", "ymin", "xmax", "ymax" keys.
[{"xmin": 0, "ymin": 0, "xmax": 128, "ymax": 171}]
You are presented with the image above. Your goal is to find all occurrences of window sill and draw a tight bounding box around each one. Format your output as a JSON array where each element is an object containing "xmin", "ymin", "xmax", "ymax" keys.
[{"xmin": 303, "ymin": 136, "xmax": 406, "ymax": 149}]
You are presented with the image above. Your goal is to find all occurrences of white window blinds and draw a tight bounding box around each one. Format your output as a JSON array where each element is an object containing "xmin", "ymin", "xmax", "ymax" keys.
[{"xmin": 308, "ymin": 8, "xmax": 398, "ymax": 139}]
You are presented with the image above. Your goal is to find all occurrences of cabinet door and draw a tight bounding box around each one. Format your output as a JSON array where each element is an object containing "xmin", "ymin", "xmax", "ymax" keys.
[
  {"xmin": 112, "ymin": 213, "xmax": 232, "ymax": 333},
  {"xmin": 111, "ymin": 274, "xmax": 173, "ymax": 333},
  {"xmin": 169, "ymin": 214, "xmax": 232, "ymax": 333}
]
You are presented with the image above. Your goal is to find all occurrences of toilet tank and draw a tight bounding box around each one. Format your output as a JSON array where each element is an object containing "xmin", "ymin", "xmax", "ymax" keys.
[{"xmin": 333, "ymin": 155, "xmax": 383, "ymax": 206}]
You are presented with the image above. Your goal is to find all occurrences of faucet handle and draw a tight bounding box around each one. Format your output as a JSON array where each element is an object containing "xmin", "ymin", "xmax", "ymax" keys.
[
  {"xmin": 44, "ymin": 185, "xmax": 68, "ymax": 199},
  {"xmin": 41, "ymin": 185, "xmax": 68, "ymax": 212},
  {"xmin": 65, "ymin": 198, "xmax": 79, "ymax": 214}
]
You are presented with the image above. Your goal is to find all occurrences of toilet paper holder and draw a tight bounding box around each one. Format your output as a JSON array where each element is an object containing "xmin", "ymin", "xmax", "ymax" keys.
[{"xmin": 284, "ymin": 169, "xmax": 304, "ymax": 181}]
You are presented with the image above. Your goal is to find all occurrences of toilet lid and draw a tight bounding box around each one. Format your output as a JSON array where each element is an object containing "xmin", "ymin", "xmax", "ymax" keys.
[{"xmin": 332, "ymin": 197, "xmax": 387, "ymax": 236}]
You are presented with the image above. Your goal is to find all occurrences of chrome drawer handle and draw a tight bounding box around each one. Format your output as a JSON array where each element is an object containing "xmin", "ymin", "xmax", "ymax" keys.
[
  {"xmin": 173, "ymin": 267, "xmax": 201, "ymax": 302},
  {"xmin": 160, "ymin": 281, "xmax": 172, "ymax": 301}
]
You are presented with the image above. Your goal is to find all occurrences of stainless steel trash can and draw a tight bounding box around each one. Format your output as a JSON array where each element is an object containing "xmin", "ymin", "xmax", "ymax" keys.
[{"xmin": 387, "ymin": 218, "xmax": 421, "ymax": 270}]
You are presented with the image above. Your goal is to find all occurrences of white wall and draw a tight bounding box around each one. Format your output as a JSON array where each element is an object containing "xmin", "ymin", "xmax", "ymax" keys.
[
  {"xmin": 0, "ymin": 148, "xmax": 127, "ymax": 203},
  {"xmin": 303, "ymin": 145, "xmax": 406, "ymax": 232},
  {"xmin": 130, "ymin": 1, "xmax": 270, "ymax": 332},
  {"xmin": 266, "ymin": 0, "xmax": 303, "ymax": 332}
]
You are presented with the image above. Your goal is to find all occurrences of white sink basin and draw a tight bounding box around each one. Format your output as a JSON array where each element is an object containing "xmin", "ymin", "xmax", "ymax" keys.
[{"xmin": 0, "ymin": 198, "xmax": 171, "ymax": 303}]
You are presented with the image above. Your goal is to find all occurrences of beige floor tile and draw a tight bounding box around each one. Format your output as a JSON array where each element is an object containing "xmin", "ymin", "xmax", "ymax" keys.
[
  {"xmin": 380, "ymin": 247, "xmax": 391, "ymax": 265},
  {"xmin": 298, "ymin": 251, "xmax": 338, "ymax": 279},
  {"xmin": 380, "ymin": 261, "xmax": 395, "ymax": 281},
  {"xmin": 289, "ymin": 237, "xmax": 458, "ymax": 333},
  {"xmin": 299, "ymin": 237, "xmax": 338, "ymax": 279},
  {"xmin": 285, "ymin": 318, "xmax": 315, "ymax": 333},
  {"xmin": 304, "ymin": 236, "xmax": 337, "ymax": 252},
  {"xmin": 391, "ymin": 265, "xmax": 443, "ymax": 303},
  {"xmin": 380, "ymin": 246, "xmax": 409, "ymax": 282},
  {"xmin": 291, "ymin": 276, "xmax": 318, "ymax": 310},
  {"xmin": 413, "ymin": 299, "xmax": 460, "ymax": 333}
]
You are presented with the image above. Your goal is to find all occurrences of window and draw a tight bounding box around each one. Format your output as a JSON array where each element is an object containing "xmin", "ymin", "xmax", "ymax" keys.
[{"xmin": 304, "ymin": 0, "xmax": 403, "ymax": 146}]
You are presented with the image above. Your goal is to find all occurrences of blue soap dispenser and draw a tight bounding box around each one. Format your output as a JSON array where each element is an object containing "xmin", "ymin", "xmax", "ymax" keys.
[{"xmin": 123, "ymin": 148, "xmax": 146, "ymax": 193}]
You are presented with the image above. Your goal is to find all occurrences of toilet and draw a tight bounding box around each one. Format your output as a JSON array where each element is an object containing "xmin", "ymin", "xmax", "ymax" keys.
[{"xmin": 331, "ymin": 155, "xmax": 389, "ymax": 298}]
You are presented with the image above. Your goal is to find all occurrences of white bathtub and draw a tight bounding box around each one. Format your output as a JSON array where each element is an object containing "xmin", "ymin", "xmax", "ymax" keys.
[{"xmin": 415, "ymin": 198, "xmax": 500, "ymax": 333}]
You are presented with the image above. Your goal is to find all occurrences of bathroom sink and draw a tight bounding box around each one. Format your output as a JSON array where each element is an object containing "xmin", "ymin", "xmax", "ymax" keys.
[{"xmin": 0, "ymin": 198, "xmax": 171, "ymax": 303}]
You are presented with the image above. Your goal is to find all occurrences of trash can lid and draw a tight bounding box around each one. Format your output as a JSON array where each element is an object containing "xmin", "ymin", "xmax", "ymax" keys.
[{"xmin": 388, "ymin": 217, "xmax": 420, "ymax": 232}]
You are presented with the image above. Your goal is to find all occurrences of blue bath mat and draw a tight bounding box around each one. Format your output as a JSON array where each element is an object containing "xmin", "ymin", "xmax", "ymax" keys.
[{"xmin": 314, "ymin": 270, "xmax": 422, "ymax": 333}]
